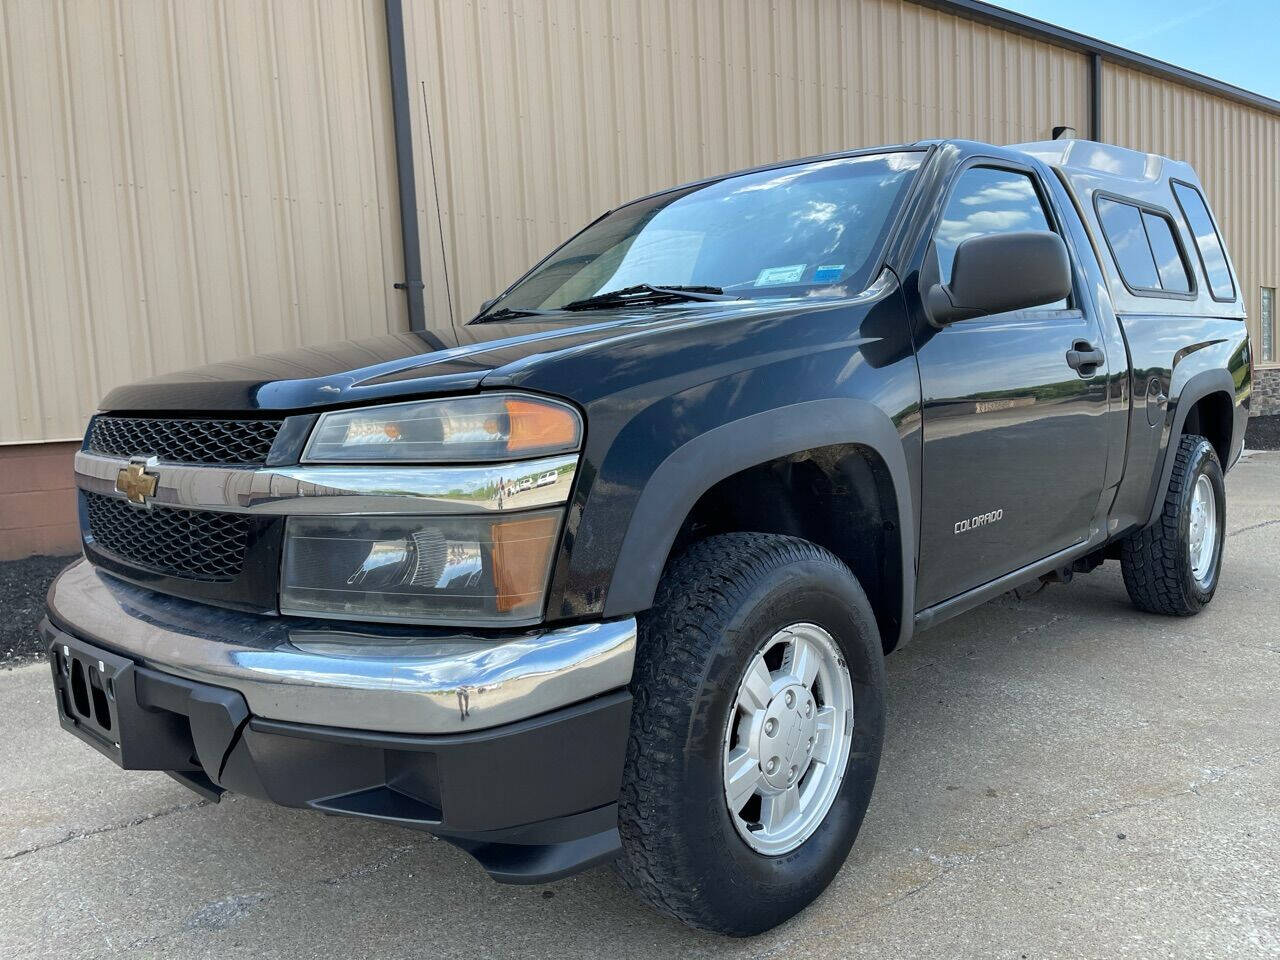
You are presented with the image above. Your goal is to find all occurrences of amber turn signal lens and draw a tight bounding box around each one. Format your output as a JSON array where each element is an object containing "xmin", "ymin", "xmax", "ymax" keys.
[
  {"xmin": 505, "ymin": 398, "xmax": 581, "ymax": 454},
  {"xmin": 490, "ymin": 512, "xmax": 561, "ymax": 613}
]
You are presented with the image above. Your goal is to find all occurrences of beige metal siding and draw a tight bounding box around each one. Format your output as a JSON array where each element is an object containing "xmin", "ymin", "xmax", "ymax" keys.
[
  {"xmin": 6, "ymin": 0, "xmax": 1277, "ymax": 450},
  {"xmin": 0, "ymin": 0, "xmax": 406, "ymax": 444},
  {"xmin": 1101, "ymin": 62, "xmax": 1280, "ymax": 365},
  {"xmin": 402, "ymin": 0, "xmax": 1091, "ymax": 323}
]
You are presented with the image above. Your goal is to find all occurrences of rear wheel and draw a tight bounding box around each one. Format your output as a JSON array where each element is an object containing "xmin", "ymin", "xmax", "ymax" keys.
[
  {"xmin": 1121, "ymin": 434, "xmax": 1225, "ymax": 615},
  {"xmin": 616, "ymin": 533, "xmax": 886, "ymax": 936}
]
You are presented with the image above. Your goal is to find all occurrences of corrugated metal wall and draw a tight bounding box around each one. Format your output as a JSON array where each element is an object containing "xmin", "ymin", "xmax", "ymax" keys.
[
  {"xmin": 1102, "ymin": 62, "xmax": 1280, "ymax": 359},
  {"xmin": 0, "ymin": 0, "xmax": 406, "ymax": 444},
  {"xmin": 402, "ymin": 0, "xmax": 1091, "ymax": 324},
  {"xmin": 3, "ymin": 0, "xmax": 1277, "ymax": 452}
]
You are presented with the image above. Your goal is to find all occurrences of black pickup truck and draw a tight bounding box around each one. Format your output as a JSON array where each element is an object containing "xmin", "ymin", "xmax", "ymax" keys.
[{"xmin": 45, "ymin": 138, "xmax": 1249, "ymax": 935}]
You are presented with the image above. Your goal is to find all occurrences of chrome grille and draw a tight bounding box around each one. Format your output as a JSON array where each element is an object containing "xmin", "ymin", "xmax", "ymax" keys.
[
  {"xmin": 83, "ymin": 492, "xmax": 250, "ymax": 582},
  {"xmin": 88, "ymin": 416, "xmax": 282, "ymax": 465}
]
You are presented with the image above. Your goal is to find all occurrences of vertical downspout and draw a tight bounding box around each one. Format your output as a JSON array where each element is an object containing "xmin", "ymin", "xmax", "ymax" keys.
[
  {"xmin": 1090, "ymin": 52, "xmax": 1104, "ymax": 142},
  {"xmin": 384, "ymin": 0, "xmax": 426, "ymax": 331}
]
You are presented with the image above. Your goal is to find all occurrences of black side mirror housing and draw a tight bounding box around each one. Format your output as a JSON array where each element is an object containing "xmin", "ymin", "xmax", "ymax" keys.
[{"xmin": 926, "ymin": 230, "xmax": 1072, "ymax": 326}]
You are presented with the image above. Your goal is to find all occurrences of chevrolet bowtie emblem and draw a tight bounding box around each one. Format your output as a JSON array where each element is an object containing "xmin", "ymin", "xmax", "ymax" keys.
[{"xmin": 115, "ymin": 459, "xmax": 159, "ymax": 506}]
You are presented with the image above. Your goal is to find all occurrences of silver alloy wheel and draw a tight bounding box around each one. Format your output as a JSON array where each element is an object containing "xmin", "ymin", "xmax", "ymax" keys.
[
  {"xmin": 1188, "ymin": 473, "xmax": 1218, "ymax": 585},
  {"xmin": 722, "ymin": 623, "xmax": 853, "ymax": 856}
]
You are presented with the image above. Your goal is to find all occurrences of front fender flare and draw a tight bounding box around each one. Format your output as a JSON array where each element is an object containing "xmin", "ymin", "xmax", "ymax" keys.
[{"xmin": 602, "ymin": 398, "xmax": 916, "ymax": 650}]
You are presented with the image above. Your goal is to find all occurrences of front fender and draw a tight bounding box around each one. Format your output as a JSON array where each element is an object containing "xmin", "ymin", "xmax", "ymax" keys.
[
  {"xmin": 601, "ymin": 398, "xmax": 916, "ymax": 650},
  {"xmin": 517, "ymin": 280, "xmax": 923, "ymax": 639}
]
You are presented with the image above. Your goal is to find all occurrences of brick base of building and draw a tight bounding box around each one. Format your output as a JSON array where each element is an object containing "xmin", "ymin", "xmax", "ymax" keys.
[
  {"xmin": 0, "ymin": 441, "xmax": 81, "ymax": 561},
  {"xmin": 1255, "ymin": 368, "xmax": 1280, "ymax": 416}
]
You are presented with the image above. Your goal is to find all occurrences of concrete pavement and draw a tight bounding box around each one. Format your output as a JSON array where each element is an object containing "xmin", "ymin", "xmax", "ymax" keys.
[{"xmin": 3, "ymin": 453, "xmax": 1278, "ymax": 959}]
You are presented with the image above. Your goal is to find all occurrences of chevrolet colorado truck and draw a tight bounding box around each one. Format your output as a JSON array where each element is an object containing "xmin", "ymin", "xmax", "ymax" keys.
[{"xmin": 45, "ymin": 138, "xmax": 1249, "ymax": 935}]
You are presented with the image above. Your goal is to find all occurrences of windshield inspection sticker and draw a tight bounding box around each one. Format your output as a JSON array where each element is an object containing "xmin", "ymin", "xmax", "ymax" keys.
[
  {"xmin": 813, "ymin": 264, "xmax": 845, "ymax": 283},
  {"xmin": 754, "ymin": 264, "xmax": 806, "ymax": 286}
]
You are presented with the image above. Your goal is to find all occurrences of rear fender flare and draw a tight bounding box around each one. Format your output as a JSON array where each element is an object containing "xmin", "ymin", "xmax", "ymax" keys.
[{"xmin": 1146, "ymin": 368, "xmax": 1235, "ymax": 526}]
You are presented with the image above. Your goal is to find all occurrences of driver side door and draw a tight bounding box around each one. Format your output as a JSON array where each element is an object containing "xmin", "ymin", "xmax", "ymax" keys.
[{"xmin": 913, "ymin": 162, "xmax": 1111, "ymax": 609}]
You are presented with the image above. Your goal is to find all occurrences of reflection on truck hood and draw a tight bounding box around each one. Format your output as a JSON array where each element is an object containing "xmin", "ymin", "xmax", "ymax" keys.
[{"xmin": 98, "ymin": 294, "xmax": 880, "ymax": 413}]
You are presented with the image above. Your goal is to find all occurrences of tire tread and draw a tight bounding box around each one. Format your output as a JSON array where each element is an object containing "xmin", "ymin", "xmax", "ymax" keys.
[{"xmin": 1120, "ymin": 434, "xmax": 1220, "ymax": 616}]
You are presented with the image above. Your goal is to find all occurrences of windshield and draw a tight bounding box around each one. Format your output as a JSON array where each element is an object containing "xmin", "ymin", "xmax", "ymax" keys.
[{"xmin": 480, "ymin": 151, "xmax": 923, "ymax": 317}]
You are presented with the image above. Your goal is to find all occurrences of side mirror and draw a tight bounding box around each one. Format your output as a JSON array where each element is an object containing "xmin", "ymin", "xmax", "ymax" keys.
[{"xmin": 926, "ymin": 231, "xmax": 1071, "ymax": 325}]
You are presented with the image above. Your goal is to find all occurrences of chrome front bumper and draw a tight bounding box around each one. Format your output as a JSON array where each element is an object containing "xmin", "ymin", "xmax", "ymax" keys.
[{"xmin": 46, "ymin": 559, "xmax": 636, "ymax": 735}]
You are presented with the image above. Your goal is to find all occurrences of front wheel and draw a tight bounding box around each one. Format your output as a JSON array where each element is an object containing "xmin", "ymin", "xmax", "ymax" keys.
[
  {"xmin": 1121, "ymin": 434, "xmax": 1226, "ymax": 615},
  {"xmin": 616, "ymin": 533, "xmax": 886, "ymax": 936}
]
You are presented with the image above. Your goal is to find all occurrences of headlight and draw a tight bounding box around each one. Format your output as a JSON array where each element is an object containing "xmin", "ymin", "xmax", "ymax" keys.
[
  {"xmin": 281, "ymin": 511, "xmax": 562, "ymax": 625},
  {"xmin": 303, "ymin": 394, "xmax": 582, "ymax": 463}
]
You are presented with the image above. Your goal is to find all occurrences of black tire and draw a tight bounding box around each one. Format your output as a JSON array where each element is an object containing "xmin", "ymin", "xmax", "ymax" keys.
[
  {"xmin": 616, "ymin": 533, "xmax": 886, "ymax": 936},
  {"xmin": 1120, "ymin": 434, "xmax": 1226, "ymax": 616}
]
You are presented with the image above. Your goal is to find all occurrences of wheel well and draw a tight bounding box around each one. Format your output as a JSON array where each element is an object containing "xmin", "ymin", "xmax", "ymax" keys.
[
  {"xmin": 1180, "ymin": 391, "xmax": 1232, "ymax": 467},
  {"xmin": 664, "ymin": 444, "xmax": 904, "ymax": 653}
]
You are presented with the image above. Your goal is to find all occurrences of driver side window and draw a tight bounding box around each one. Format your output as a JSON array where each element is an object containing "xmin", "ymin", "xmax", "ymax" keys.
[{"xmin": 935, "ymin": 167, "xmax": 1067, "ymax": 308}]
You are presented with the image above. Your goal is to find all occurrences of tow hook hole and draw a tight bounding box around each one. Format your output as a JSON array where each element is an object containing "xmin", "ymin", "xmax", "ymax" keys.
[
  {"xmin": 90, "ymin": 673, "xmax": 112, "ymax": 732},
  {"xmin": 70, "ymin": 659, "xmax": 90, "ymax": 719}
]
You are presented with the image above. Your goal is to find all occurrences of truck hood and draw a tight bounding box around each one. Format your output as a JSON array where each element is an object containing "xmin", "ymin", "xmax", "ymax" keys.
[
  {"xmin": 98, "ymin": 310, "xmax": 701, "ymax": 413},
  {"xmin": 98, "ymin": 277, "xmax": 903, "ymax": 414}
]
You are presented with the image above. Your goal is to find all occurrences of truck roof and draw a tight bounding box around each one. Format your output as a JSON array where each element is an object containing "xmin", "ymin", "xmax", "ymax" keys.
[{"xmin": 1010, "ymin": 138, "xmax": 1198, "ymax": 186}]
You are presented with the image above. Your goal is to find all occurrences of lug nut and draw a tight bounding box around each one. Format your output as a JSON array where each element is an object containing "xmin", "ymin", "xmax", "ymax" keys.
[
  {"xmin": 766, "ymin": 757, "xmax": 778, "ymax": 775},
  {"xmin": 804, "ymin": 701, "xmax": 813, "ymax": 718},
  {"xmin": 764, "ymin": 718, "xmax": 778, "ymax": 737},
  {"xmin": 784, "ymin": 691, "xmax": 795, "ymax": 708}
]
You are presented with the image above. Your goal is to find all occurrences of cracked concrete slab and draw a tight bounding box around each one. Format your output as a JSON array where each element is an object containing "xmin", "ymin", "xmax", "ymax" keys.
[
  {"xmin": 0, "ymin": 665, "xmax": 201, "ymax": 860},
  {"xmin": 1, "ymin": 452, "xmax": 1277, "ymax": 959}
]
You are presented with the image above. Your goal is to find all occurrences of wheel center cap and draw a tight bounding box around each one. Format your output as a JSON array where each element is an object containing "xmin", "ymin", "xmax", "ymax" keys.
[{"xmin": 755, "ymin": 683, "xmax": 818, "ymax": 791}]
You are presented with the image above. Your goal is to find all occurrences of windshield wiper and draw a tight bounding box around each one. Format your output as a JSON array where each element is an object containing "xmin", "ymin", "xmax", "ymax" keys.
[
  {"xmin": 471, "ymin": 306, "xmax": 555, "ymax": 323},
  {"xmin": 560, "ymin": 284, "xmax": 740, "ymax": 312}
]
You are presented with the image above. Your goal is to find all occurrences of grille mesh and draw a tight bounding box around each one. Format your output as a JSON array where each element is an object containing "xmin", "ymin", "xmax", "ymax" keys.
[
  {"xmin": 84, "ymin": 492, "xmax": 249, "ymax": 582},
  {"xmin": 89, "ymin": 416, "xmax": 282, "ymax": 465}
]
